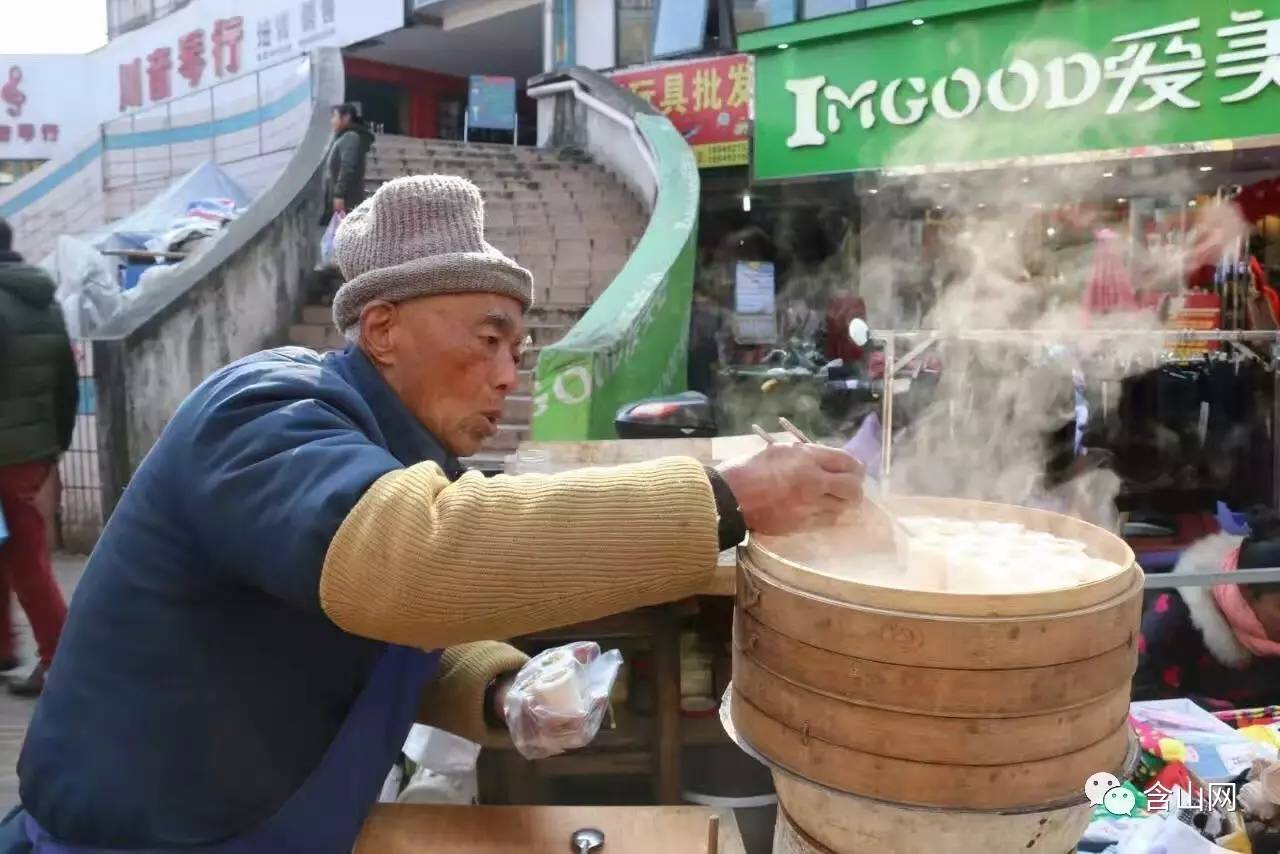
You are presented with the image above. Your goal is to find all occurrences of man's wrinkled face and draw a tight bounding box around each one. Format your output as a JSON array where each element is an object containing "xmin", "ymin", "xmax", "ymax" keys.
[{"xmin": 357, "ymin": 293, "xmax": 527, "ymax": 457}]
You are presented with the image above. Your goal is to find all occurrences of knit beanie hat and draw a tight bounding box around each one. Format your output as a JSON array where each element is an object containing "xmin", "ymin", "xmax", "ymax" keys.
[{"xmin": 331, "ymin": 174, "xmax": 533, "ymax": 331}]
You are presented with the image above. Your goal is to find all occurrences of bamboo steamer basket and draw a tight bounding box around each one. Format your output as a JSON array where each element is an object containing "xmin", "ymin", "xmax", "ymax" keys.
[
  {"xmin": 723, "ymin": 687, "xmax": 1137, "ymax": 854},
  {"xmin": 769, "ymin": 786, "xmax": 1094, "ymax": 854},
  {"xmin": 730, "ymin": 496, "xmax": 1141, "ymax": 829}
]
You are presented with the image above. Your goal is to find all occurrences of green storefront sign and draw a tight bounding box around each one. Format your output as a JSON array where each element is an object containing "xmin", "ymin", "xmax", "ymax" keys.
[{"xmin": 743, "ymin": 0, "xmax": 1280, "ymax": 180}]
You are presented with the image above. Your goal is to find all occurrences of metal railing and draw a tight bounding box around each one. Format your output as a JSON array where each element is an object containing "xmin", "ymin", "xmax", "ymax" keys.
[{"xmin": 57, "ymin": 344, "xmax": 101, "ymax": 553}]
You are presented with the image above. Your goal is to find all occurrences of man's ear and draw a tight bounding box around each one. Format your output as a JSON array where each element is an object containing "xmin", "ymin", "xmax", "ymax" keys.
[{"xmin": 359, "ymin": 302, "xmax": 398, "ymax": 367}]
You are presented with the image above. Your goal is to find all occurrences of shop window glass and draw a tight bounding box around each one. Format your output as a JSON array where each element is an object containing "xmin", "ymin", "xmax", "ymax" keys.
[
  {"xmin": 617, "ymin": 0, "xmax": 656, "ymax": 66},
  {"xmin": 734, "ymin": 0, "xmax": 908, "ymax": 34},
  {"xmin": 551, "ymin": 0, "xmax": 576, "ymax": 69},
  {"xmin": 734, "ymin": 0, "xmax": 798, "ymax": 33},
  {"xmin": 653, "ymin": 0, "xmax": 711, "ymax": 58},
  {"xmin": 803, "ymin": 0, "xmax": 857, "ymax": 18}
]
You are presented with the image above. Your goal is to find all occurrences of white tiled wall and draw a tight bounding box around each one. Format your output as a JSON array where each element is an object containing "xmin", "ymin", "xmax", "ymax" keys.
[
  {"xmin": 1, "ymin": 55, "xmax": 315, "ymax": 262},
  {"xmin": 0, "ymin": 154, "xmax": 108, "ymax": 261}
]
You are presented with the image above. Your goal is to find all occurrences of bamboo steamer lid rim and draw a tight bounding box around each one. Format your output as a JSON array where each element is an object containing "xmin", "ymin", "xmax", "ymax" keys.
[
  {"xmin": 746, "ymin": 495, "xmax": 1137, "ymax": 617},
  {"xmin": 717, "ymin": 684, "xmax": 1140, "ymax": 816}
]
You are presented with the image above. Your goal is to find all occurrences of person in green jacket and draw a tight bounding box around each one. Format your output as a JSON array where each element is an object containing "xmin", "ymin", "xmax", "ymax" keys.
[
  {"xmin": 0, "ymin": 216, "xmax": 77, "ymax": 696},
  {"xmin": 322, "ymin": 103, "xmax": 375, "ymax": 226}
]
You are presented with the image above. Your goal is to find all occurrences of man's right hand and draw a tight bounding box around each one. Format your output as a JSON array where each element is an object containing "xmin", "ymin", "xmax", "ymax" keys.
[{"xmin": 716, "ymin": 443, "xmax": 864, "ymax": 537}]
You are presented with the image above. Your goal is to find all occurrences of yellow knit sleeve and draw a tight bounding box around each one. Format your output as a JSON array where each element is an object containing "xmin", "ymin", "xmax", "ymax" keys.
[
  {"xmin": 319, "ymin": 457, "xmax": 719, "ymax": 648},
  {"xmin": 417, "ymin": 641, "xmax": 529, "ymax": 744}
]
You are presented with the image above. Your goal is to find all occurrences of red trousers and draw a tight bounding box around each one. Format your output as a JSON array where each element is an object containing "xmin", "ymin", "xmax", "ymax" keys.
[{"xmin": 0, "ymin": 462, "xmax": 68, "ymax": 666}]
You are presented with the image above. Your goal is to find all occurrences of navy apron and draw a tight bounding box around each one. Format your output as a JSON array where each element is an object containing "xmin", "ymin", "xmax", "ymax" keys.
[{"xmin": 21, "ymin": 644, "xmax": 439, "ymax": 853}]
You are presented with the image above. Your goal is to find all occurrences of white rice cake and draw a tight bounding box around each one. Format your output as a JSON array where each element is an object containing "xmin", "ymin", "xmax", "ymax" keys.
[{"xmin": 897, "ymin": 516, "xmax": 1124, "ymax": 594}]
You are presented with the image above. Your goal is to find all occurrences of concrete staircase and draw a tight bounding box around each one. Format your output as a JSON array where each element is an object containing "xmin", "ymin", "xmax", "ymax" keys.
[{"xmin": 287, "ymin": 134, "xmax": 648, "ymax": 471}]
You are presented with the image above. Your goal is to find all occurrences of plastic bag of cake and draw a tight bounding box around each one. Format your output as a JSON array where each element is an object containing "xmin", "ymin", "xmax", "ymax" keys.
[{"xmin": 503, "ymin": 641, "xmax": 623, "ymax": 760}]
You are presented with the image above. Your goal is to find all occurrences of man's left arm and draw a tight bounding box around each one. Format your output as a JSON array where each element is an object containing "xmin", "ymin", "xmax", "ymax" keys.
[{"xmin": 417, "ymin": 641, "xmax": 527, "ymax": 743}]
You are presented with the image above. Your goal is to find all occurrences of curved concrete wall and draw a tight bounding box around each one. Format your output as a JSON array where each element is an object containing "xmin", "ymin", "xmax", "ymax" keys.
[
  {"xmin": 90, "ymin": 47, "xmax": 345, "ymax": 516},
  {"xmin": 527, "ymin": 67, "xmax": 701, "ymax": 440}
]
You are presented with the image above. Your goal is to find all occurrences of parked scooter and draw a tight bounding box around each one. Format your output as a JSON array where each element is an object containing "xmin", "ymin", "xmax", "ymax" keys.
[{"xmin": 616, "ymin": 325, "xmax": 884, "ymax": 440}]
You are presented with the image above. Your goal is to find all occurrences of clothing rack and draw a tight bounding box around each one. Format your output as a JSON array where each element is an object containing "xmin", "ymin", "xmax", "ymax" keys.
[
  {"xmin": 871, "ymin": 328, "xmax": 1280, "ymax": 575},
  {"xmin": 1145, "ymin": 567, "xmax": 1280, "ymax": 589},
  {"xmin": 874, "ymin": 328, "xmax": 1280, "ymax": 475}
]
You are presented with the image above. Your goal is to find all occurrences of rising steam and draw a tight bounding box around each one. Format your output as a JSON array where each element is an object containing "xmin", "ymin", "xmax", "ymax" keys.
[{"xmin": 875, "ymin": 29, "xmax": 1251, "ymax": 531}]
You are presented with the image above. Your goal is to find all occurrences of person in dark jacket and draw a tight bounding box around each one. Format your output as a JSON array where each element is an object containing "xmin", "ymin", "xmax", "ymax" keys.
[
  {"xmin": 322, "ymin": 103, "xmax": 375, "ymax": 226},
  {"xmin": 687, "ymin": 284, "xmax": 728, "ymax": 396},
  {"xmin": 1134, "ymin": 512, "xmax": 1280, "ymax": 711},
  {"xmin": 0, "ymin": 217, "xmax": 77, "ymax": 698}
]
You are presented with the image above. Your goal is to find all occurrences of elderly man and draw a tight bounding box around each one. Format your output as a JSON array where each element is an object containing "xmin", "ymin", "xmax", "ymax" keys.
[{"xmin": 3, "ymin": 176, "xmax": 861, "ymax": 852}]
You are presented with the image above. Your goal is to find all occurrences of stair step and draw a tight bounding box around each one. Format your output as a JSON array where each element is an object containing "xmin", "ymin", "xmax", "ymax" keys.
[
  {"xmin": 290, "ymin": 323, "xmax": 345, "ymax": 352},
  {"xmin": 483, "ymin": 423, "xmax": 527, "ymax": 453},
  {"xmin": 528, "ymin": 304, "xmax": 591, "ymax": 324},
  {"xmin": 461, "ymin": 451, "xmax": 510, "ymax": 474},
  {"xmin": 503, "ymin": 394, "xmax": 532, "ymax": 422},
  {"xmin": 301, "ymin": 304, "xmax": 331, "ymax": 325},
  {"xmin": 539, "ymin": 284, "xmax": 589, "ymax": 305},
  {"xmin": 373, "ymin": 136, "xmax": 588, "ymax": 161},
  {"xmin": 364, "ymin": 178, "xmax": 546, "ymax": 195},
  {"xmin": 292, "ymin": 314, "xmax": 570, "ymax": 353},
  {"xmin": 524, "ymin": 321, "xmax": 571, "ymax": 347}
]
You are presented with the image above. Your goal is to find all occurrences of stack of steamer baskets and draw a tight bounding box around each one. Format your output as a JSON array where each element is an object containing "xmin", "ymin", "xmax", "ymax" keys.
[{"xmin": 724, "ymin": 497, "xmax": 1142, "ymax": 854}]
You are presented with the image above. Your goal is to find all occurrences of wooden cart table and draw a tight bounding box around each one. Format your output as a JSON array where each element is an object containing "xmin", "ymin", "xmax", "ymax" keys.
[{"xmin": 355, "ymin": 804, "xmax": 747, "ymax": 853}]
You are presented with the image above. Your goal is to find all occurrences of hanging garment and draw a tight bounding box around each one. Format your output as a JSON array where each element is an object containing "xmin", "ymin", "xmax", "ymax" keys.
[
  {"xmin": 1083, "ymin": 229, "xmax": 1138, "ymax": 319},
  {"xmin": 824, "ymin": 294, "xmax": 867, "ymax": 364},
  {"xmin": 1249, "ymin": 256, "xmax": 1280, "ymax": 329}
]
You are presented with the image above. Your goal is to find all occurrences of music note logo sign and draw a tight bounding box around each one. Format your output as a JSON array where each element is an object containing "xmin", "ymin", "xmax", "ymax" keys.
[{"xmin": 2, "ymin": 66, "xmax": 26, "ymax": 118}]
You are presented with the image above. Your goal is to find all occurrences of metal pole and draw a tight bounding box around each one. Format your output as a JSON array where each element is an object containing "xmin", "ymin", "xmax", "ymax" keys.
[
  {"xmin": 873, "ymin": 328, "xmax": 1280, "ymax": 343},
  {"xmin": 891, "ymin": 333, "xmax": 939, "ymax": 377},
  {"xmin": 1273, "ymin": 341, "xmax": 1280, "ymax": 510},
  {"xmin": 881, "ymin": 334, "xmax": 895, "ymax": 491},
  {"xmin": 166, "ymin": 102, "xmax": 173, "ymax": 182},
  {"xmin": 256, "ymin": 71, "xmax": 264, "ymax": 158},
  {"xmin": 209, "ymin": 86, "xmax": 216, "ymax": 163},
  {"xmin": 130, "ymin": 114, "xmax": 138, "ymax": 210},
  {"xmin": 1145, "ymin": 567, "xmax": 1280, "ymax": 589},
  {"xmin": 98, "ymin": 123, "xmax": 108, "ymax": 193}
]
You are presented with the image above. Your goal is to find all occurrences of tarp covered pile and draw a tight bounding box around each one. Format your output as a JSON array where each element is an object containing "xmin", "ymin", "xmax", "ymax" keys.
[{"xmin": 44, "ymin": 161, "xmax": 251, "ymax": 337}]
